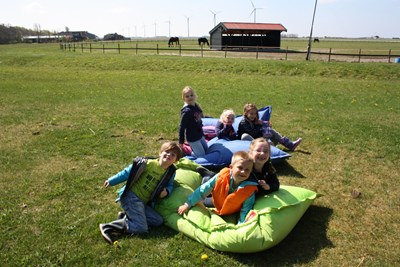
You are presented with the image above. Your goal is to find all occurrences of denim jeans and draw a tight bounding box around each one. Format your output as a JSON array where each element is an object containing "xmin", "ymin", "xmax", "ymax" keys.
[
  {"xmin": 120, "ymin": 190, "xmax": 163, "ymax": 234},
  {"xmin": 189, "ymin": 137, "xmax": 208, "ymax": 158}
]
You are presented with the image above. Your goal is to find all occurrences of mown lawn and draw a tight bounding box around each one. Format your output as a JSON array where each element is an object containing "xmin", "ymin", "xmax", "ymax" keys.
[{"xmin": 0, "ymin": 43, "xmax": 399, "ymax": 266}]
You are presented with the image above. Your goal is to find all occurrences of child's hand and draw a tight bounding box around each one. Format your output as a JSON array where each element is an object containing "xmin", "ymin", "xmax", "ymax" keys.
[
  {"xmin": 159, "ymin": 188, "xmax": 168, "ymax": 199},
  {"xmin": 177, "ymin": 203, "xmax": 189, "ymax": 215},
  {"xmin": 103, "ymin": 180, "xmax": 110, "ymax": 187},
  {"xmin": 258, "ymin": 180, "xmax": 270, "ymax": 190}
]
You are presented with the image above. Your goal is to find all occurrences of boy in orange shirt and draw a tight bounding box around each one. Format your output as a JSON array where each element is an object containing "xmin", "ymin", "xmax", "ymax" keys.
[{"xmin": 178, "ymin": 151, "xmax": 258, "ymax": 224}]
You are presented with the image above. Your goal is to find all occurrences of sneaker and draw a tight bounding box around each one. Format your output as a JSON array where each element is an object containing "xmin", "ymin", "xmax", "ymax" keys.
[
  {"xmin": 291, "ymin": 138, "xmax": 302, "ymax": 151},
  {"xmin": 99, "ymin": 224, "xmax": 113, "ymax": 244},
  {"xmin": 117, "ymin": 212, "xmax": 125, "ymax": 220}
]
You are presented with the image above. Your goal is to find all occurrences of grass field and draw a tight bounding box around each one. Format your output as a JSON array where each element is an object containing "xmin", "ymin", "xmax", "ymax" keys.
[{"xmin": 0, "ymin": 42, "xmax": 399, "ymax": 266}]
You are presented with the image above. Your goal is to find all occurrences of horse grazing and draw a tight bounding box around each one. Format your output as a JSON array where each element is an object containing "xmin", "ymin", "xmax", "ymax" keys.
[
  {"xmin": 313, "ymin": 38, "xmax": 320, "ymax": 43},
  {"xmin": 168, "ymin": 37, "xmax": 180, "ymax": 47},
  {"xmin": 198, "ymin": 37, "xmax": 209, "ymax": 46}
]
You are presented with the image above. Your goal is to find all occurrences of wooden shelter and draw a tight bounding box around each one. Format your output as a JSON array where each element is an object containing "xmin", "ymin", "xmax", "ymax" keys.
[{"xmin": 209, "ymin": 22, "xmax": 287, "ymax": 50}]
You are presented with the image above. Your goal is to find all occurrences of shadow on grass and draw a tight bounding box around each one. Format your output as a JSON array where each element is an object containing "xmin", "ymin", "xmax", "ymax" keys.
[
  {"xmin": 227, "ymin": 205, "xmax": 334, "ymax": 265},
  {"xmin": 274, "ymin": 160, "xmax": 306, "ymax": 178}
]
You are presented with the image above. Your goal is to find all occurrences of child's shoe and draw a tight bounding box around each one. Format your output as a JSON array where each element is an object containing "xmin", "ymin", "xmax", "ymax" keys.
[
  {"xmin": 99, "ymin": 218, "xmax": 127, "ymax": 244},
  {"xmin": 117, "ymin": 212, "xmax": 125, "ymax": 220},
  {"xmin": 291, "ymin": 138, "xmax": 302, "ymax": 151},
  {"xmin": 280, "ymin": 137, "xmax": 302, "ymax": 151}
]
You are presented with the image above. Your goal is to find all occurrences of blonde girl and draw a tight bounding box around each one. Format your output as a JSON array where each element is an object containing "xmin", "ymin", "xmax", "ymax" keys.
[{"xmin": 178, "ymin": 86, "xmax": 208, "ymax": 157}]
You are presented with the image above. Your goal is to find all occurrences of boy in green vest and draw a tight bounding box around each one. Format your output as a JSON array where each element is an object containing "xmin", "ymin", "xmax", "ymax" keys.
[{"xmin": 100, "ymin": 141, "xmax": 182, "ymax": 244}]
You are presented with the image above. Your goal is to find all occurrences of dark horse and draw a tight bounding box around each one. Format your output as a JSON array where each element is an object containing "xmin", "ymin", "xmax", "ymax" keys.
[
  {"xmin": 168, "ymin": 37, "xmax": 180, "ymax": 47},
  {"xmin": 313, "ymin": 38, "xmax": 320, "ymax": 43},
  {"xmin": 198, "ymin": 37, "xmax": 209, "ymax": 46}
]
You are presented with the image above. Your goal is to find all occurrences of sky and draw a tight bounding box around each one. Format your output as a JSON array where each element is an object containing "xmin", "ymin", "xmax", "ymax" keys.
[{"xmin": 1, "ymin": 0, "xmax": 400, "ymax": 39}]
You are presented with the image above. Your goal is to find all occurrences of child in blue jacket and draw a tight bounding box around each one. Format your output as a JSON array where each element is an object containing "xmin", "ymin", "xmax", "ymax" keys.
[{"xmin": 99, "ymin": 141, "xmax": 182, "ymax": 244}]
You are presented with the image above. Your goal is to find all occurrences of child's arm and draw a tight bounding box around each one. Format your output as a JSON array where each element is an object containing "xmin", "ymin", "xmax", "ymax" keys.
[
  {"xmin": 215, "ymin": 120, "xmax": 228, "ymax": 139},
  {"xmin": 104, "ymin": 164, "xmax": 132, "ymax": 187},
  {"xmin": 177, "ymin": 174, "xmax": 217, "ymax": 215},
  {"xmin": 160, "ymin": 172, "xmax": 176, "ymax": 198},
  {"xmin": 238, "ymin": 193, "xmax": 256, "ymax": 224}
]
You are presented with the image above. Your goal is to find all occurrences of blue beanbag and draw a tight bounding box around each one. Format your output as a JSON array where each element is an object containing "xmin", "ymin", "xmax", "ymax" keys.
[{"xmin": 186, "ymin": 106, "xmax": 290, "ymax": 169}]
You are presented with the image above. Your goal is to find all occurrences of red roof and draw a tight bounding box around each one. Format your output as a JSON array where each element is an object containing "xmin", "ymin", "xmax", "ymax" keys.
[{"xmin": 212, "ymin": 22, "xmax": 287, "ymax": 34}]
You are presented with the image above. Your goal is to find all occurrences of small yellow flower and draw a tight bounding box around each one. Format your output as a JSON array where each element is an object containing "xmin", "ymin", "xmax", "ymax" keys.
[
  {"xmin": 201, "ymin": 254, "xmax": 208, "ymax": 260},
  {"xmin": 113, "ymin": 241, "xmax": 118, "ymax": 246}
]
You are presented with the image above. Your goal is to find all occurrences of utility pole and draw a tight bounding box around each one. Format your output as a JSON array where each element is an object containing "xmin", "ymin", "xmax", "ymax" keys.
[{"xmin": 306, "ymin": 0, "xmax": 318, "ymax": 61}]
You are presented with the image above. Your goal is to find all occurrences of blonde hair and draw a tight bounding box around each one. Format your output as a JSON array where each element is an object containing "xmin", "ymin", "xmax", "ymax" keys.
[
  {"xmin": 231, "ymin": 151, "xmax": 253, "ymax": 167},
  {"xmin": 243, "ymin": 103, "xmax": 259, "ymax": 120},
  {"xmin": 219, "ymin": 109, "xmax": 235, "ymax": 123},
  {"xmin": 181, "ymin": 86, "xmax": 196, "ymax": 101},
  {"xmin": 159, "ymin": 141, "xmax": 183, "ymax": 161},
  {"xmin": 249, "ymin": 138, "xmax": 270, "ymax": 154},
  {"xmin": 249, "ymin": 138, "xmax": 276, "ymax": 174}
]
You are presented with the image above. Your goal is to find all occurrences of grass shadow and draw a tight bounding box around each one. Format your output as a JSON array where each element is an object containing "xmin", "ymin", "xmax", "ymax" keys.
[
  {"xmin": 228, "ymin": 205, "xmax": 334, "ymax": 265},
  {"xmin": 274, "ymin": 160, "xmax": 306, "ymax": 178}
]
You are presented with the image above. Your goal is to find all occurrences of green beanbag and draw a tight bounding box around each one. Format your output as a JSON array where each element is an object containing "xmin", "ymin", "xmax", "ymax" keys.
[{"xmin": 156, "ymin": 159, "xmax": 317, "ymax": 253}]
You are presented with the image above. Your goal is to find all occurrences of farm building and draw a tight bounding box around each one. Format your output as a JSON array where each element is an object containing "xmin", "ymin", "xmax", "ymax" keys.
[{"xmin": 209, "ymin": 22, "xmax": 287, "ymax": 50}]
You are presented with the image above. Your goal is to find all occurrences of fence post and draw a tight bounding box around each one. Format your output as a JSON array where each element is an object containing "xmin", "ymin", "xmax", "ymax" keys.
[
  {"xmin": 285, "ymin": 46, "xmax": 288, "ymax": 61},
  {"xmin": 157, "ymin": 44, "xmax": 159, "ymax": 55},
  {"xmin": 118, "ymin": 43, "xmax": 121, "ymax": 54},
  {"xmin": 179, "ymin": 45, "xmax": 182, "ymax": 56},
  {"xmin": 136, "ymin": 43, "xmax": 138, "ymax": 55},
  {"xmin": 358, "ymin": 49, "xmax": 361, "ymax": 63},
  {"xmin": 81, "ymin": 43, "xmax": 83, "ymax": 52},
  {"xmin": 90, "ymin": 43, "xmax": 92, "ymax": 53},
  {"xmin": 328, "ymin": 48, "xmax": 332, "ymax": 62},
  {"xmin": 103, "ymin": 44, "xmax": 105, "ymax": 54},
  {"xmin": 256, "ymin": 46, "xmax": 259, "ymax": 59},
  {"xmin": 201, "ymin": 45, "xmax": 203, "ymax": 58},
  {"xmin": 225, "ymin": 46, "xmax": 227, "ymax": 58},
  {"xmin": 388, "ymin": 49, "xmax": 392, "ymax": 63}
]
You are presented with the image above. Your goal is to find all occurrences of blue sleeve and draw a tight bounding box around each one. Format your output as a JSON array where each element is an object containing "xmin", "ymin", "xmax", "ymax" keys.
[
  {"xmin": 186, "ymin": 174, "xmax": 218, "ymax": 207},
  {"xmin": 238, "ymin": 193, "xmax": 255, "ymax": 224},
  {"xmin": 165, "ymin": 172, "xmax": 176, "ymax": 196},
  {"xmin": 107, "ymin": 164, "xmax": 132, "ymax": 186}
]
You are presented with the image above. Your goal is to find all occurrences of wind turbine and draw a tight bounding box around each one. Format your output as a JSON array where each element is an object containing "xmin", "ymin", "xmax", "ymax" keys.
[
  {"xmin": 153, "ymin": 21, "xmax": 157, "ymax": 37},
  {"xmin": 185, "ymin": 15, "xmax": 192, "ymax": 37},
  {"xmin": 209, "ymin": 10, "xmax": 221, "ymax": 27},
  {"xmin": 249, "ymin": 1, "xmax": 264, "ymax": 23},
  {"xmin": 165, "ymin": 18, "xmax": 171, "ymax": 37}
]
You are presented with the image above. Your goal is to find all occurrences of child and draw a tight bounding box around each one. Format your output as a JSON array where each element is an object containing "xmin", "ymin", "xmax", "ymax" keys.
[
  {"xmin": 178, "ymin": 151, "xmax": 258, "ymax": 224},
  {"xmin": 197, "ymin": 138, "xmax": 279, "ymax": 196},
  {"xmin": 178, "ymin": 86, "xmax": 208, "ymax": 157},
  {"xmin": 215, "ymin": 109, "xmax": 237, "ymax": 140},
  {"xmin": 99, "ymin": 141, "xmax": 182, "ymax": 244},
  {"xmin": 248, "ymin": 138, "xmax": 280, "ymax": 195},
  {"xmin": 237, "ymin": 103, "xmax": 302, "ymax": 151}
]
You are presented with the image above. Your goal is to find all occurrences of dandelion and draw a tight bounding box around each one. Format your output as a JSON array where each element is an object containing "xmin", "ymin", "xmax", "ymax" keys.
[{"xmin": 201, "ymin": 254, "xmax": 208, "ymax": 260}]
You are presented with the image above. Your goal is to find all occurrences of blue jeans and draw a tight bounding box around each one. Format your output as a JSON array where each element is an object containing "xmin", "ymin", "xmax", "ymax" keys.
[
  {"xmin": 120, "ymin": 190, "xmax": 163, "ymax": 234},
  {"xmin": 189, "ymin": 137, "xmax": 208, "ymax": 158}
]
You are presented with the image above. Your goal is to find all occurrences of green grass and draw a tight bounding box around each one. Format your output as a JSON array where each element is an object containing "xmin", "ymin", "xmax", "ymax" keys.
[{"xmin": 0, "ymin": 43, "xmax": 399, "ymax": 266}]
